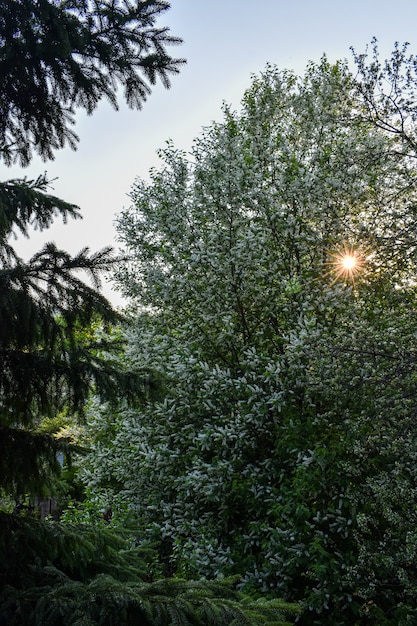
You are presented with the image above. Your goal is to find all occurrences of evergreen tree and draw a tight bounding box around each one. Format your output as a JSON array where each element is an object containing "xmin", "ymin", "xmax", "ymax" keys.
[
  {"xmin": 0, "ymin": 0, "xmax": 183, "ymax": 504},
  {"xmin": 0, "ymin": 0, "xmax": 185, "ymax": 165},
  {"xmin": 0, "ymin": 6, "xmax": 301, "ymax": 624},
  {"xmin": 0, "ymin": 511, "xmax": 300, "ymax": 625}
]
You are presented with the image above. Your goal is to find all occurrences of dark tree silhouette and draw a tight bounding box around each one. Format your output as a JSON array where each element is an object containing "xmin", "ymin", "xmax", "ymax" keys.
[
  {"xmin": 0, "ymin": 0, "xmax": 185, "ymax": 165},
  {"xmin": 0, "ymin": 0, "xmax": 184, "ymax": 501}
]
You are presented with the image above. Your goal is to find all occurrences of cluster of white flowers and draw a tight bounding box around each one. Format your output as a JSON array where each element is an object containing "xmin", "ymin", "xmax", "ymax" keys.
[{"xmin": 81, "ymin": 55, "xmax": 417, "ymax": 620}]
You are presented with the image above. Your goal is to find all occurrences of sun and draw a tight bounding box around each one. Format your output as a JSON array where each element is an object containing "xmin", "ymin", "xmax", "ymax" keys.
[
  {"xmin": 328, "ymin": 246, "xmax": 365, "ymax": 283},
  {"xmin": 341, "ymin": 255, "xmax": 357, "ymax": 271}
]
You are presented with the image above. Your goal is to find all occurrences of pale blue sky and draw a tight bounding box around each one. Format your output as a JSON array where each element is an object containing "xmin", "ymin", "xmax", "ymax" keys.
[{"xmin": 4, "ymin": 0, "xmax": 417, "ymax": 305}]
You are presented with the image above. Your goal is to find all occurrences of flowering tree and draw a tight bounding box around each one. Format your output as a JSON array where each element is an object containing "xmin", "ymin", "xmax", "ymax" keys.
[{"xmin": 83, "ymin": 51, "xmax": 417, "ymax": 624}]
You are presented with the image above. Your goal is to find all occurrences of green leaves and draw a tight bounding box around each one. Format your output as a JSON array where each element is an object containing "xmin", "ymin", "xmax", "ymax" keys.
[{"xmin": 79, "ymin": 47, "xmax": 417, "ymax": 623}]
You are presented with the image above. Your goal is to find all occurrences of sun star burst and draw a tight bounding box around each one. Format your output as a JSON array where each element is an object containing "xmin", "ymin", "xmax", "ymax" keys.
[{"xmin": 329, "ymin": 246, "xmax": 364, "ymax": 283}]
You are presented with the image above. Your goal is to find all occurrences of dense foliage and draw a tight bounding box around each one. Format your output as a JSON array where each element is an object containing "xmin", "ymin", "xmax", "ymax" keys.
[
  {"xmin": 0, "ymin": 3, "xmax": 300, "ymax": 624},
  {"xmin": 0, "ymin": 512, "xmax": 298, "ymax": 625},
  {"xmin": 79, "ymin": 45, "xmax": 417, "ymax": 624}
]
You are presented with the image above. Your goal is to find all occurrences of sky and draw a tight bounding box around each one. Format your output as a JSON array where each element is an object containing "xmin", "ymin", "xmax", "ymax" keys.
[{"xmin": 4, "ymin": 0, "xmax": 417, "ymax": 307}]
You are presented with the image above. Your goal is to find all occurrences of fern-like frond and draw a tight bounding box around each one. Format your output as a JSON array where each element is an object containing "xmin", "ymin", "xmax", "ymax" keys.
[{"xmin": 0, "ymin": 513, "xmax": 300, "ymax": 625}]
